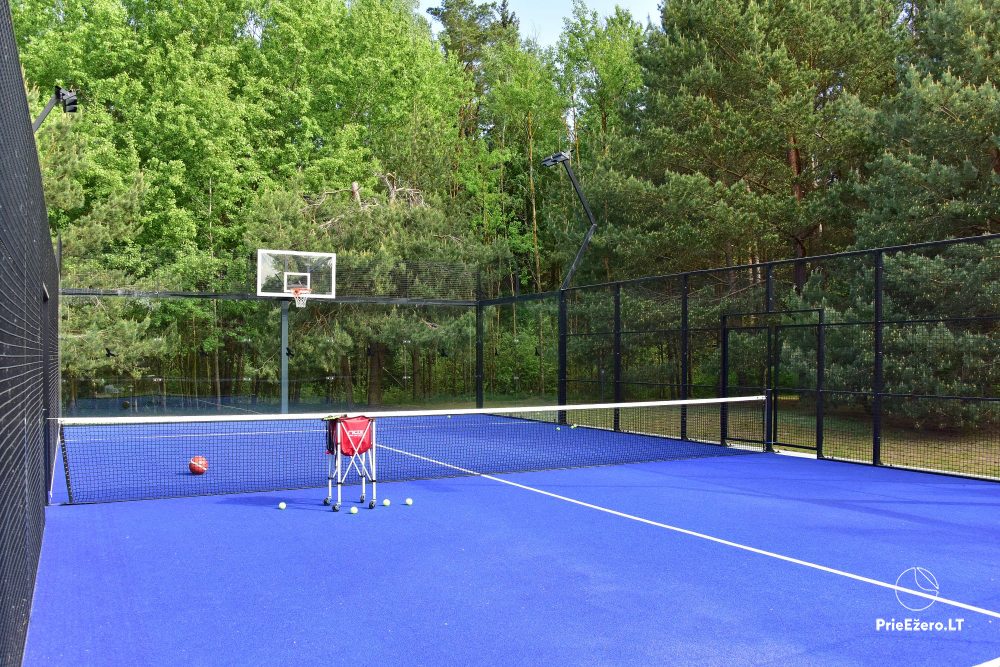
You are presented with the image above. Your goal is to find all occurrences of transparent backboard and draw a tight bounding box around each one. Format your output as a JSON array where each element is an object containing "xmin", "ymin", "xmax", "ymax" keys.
[{"xmin": 257, "ymin": 249, "xmax": 337, "ymax": 299}]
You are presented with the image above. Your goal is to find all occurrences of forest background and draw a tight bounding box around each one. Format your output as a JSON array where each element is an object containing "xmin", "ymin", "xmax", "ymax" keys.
[{"xmin": 11, "ymin": 0, "xmax": 998, "ymax": 412}]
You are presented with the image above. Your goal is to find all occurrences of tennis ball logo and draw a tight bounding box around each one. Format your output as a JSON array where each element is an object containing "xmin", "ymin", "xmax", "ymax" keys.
[{"xmin": 895, "ymin": 567, "xmax": 939, "ymax": 612}]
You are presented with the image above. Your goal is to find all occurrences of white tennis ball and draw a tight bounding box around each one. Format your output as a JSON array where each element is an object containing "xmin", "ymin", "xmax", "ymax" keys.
[
  {"xmin": 382, "ymin": 498, "xmax": 391, "ymax": 507},
  {"xmin": 278, "ymin": 502, "xmax": 287, "ymax": 510},
  {"xmin": 405, "ymin": 498, "xmax": 413, "ymax": 506},
  {"xmin": 350, "ymin": 506, "xmax": 358, "ymax": 515}
]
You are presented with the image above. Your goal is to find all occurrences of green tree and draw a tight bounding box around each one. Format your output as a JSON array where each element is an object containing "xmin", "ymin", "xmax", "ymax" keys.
[{"xmin": 631, "ymin": 0, "xmax": 901, "ymax": 279}]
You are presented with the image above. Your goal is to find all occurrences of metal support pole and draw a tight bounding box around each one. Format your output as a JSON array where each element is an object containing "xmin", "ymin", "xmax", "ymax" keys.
[
  {"xmin": 768, "ymin": 326, "xmax": 779, "ymax": 452},
  {"xmin": 720, "ymin": 314, "xmax": 729, "ymax": 446},
  {"xmin": 557, "ymin": 290, "xmax": 568, "ymax": 423},
  {"xmin": 612, "ymin": 284, "xmax": 622, "ymax": 431},
  {"xmin": 873, "ymin": 252, "xmax": 884, "ymax": 465},
  {"xmin": 41, "ymin": 290, "xmax": 52, "ymax": 502},
  {"xmin": 765, "ymin": 263, "xmax": 775, "ymax": 312},
  {"xmin": 817, "ymin": 309, "xmax": 825, "ymax": 458},
  {"xmin": 559, "ymin": 164, "xmax": 599, "ymax": 290},
  {"xmin": 281, "ymin": 300, "xmax": 289, "ymax": 414},
  {"xmin": 763, "ymin": 388, "xmax": 773, "ymax": 450},
  {"xmin": 765, "ymin": 263, "xmax": 776, "ymax": 451},
  {"xmin": 32, "ymin": 92, "xmax": 59, "ymax": 133},
  {"xmin": 475, "ymin": 301, "xmax": 484, "ymax": 408},
  {"xmin": 680, "ymin": 276, "xmax": 689, "ymax": 439}
]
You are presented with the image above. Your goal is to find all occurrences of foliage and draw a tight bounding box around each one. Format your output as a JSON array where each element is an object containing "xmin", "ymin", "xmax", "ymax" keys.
[{"xmin": 12, "ymin": 0, "xmax": 998, "ymax": 425}]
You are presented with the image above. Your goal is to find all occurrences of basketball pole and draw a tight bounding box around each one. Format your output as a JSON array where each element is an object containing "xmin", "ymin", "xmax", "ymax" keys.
[{"xmin": 281, "ymin": 300, "xmax": 289, "ymax": 414}]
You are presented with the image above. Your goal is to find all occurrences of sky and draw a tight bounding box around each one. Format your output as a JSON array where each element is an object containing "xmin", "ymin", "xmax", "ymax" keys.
[{"xmin": 416, "ymin": 0, "xmax": 663, "ymax": 47}]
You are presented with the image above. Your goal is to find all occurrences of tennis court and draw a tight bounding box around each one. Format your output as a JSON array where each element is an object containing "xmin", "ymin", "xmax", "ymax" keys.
[{"xmin": 25, "ymin": 399, "xmax": 1000, "ymax": 665}]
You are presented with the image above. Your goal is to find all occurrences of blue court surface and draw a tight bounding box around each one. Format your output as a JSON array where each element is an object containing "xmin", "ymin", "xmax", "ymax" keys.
[{"xmin": 26, "ymin": 452, "xmax": 1000, "ymax": 666}]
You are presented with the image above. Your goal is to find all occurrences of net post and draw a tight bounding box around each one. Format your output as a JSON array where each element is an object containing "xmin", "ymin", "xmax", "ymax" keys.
[
  {"xmin": 557, "ymin": 289, "xmax": 567, "ymax": 424},
  {"xmin": 816, "ymin": 309, "xmax": 825, "ymax": 458},
  {"xmin": 680, "ymin": 275, "xmax": 689, "ymax": 440},
  {"xmin": 719, "ymin": 314, "xmax": 729, "ymax": 446},
  {"xmin": 281, "ymin": 300, "xmax": 289, "ymax": 414},
  {"xmin": 872, "ymin": 251, "xmax": 884, "ymax": 465},
  {"xmin": 41, "ymin": 289, "xmax": 53, "ymax": 500},
  {"xmin": 59, "ymin": 425, "xmax": 74, "ymax": 505},
  {"xmin": 763, "ymin": 389, "xmax": 773, "ymax": 451},
  {"xmin": 612, "ymin": 284, "xmax": 622, "ymax": 431}
]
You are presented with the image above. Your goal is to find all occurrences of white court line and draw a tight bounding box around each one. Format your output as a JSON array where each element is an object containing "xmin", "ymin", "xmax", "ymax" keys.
[{"xmin": 383, "ymin": 445, "xmax": 1000, "ymax": 620}]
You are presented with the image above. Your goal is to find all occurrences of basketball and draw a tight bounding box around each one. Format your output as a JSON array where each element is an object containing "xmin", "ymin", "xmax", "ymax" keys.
[{"xmin": 189, "ymin": 456, "xmax": 209, "ymax": 475}]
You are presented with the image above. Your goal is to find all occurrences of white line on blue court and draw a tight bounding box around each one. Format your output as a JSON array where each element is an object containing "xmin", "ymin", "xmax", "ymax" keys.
[{"xmin": 383, "ymin": 445, "xmax": 1000, "ymax": 620}]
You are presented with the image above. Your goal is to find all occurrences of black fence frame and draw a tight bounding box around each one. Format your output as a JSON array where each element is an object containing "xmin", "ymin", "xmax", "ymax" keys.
[
  {"xmin": 476, "ymin": 233, "xmax": 998, "ymax": 482},
  {"xmin": 0, "ymin": 3, "xmax": 61, "ymax": 663}
]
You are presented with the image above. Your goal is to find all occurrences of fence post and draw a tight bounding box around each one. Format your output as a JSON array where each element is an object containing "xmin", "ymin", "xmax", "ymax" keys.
[
  {"xmin": 764, "ymin": 388, "xmax": 773, "ymax": 450},
  {"xmin": 613, "ymin": 284, "xmax": 622, "ymax": 431},
  {"xmin": 680, "ymin": 275, "xmax": 689, "ymax": 439},
  {"xmin": 558, "ymin": 289, "xmax": 567, "ymax": 423},
  {"xmin": 765, "ymin": 263, "xmax": 776, "ymax": 451},
  {"xmin": 280, "ymin": 300, "xmax": 289, "ymax": 414},
  {"xmin": 817, "ymin": 308, "xmax": 825, "ymax": 458},
  {"xmin": 475, "ymin": 301, "xmax": 484, "ymax": 408},
  {"xmin": 765, "ymin": 263, "xmax": 775, "ymax": 312},
  {"xmin": 873, "ymin": 251, "xmax": 884, "ymax": 465},
  {"xmin": 720, "ymin": 313, "xmax": 729, "ymax": 446}
]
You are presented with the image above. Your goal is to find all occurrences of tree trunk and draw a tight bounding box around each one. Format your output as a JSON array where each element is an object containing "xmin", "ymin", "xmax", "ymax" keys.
[
  {"xmin": 367, "ymin": 343, "xmax": 386, "ymax": 406},
  {"xmin": 341, "ymin": 355, "xmax": 354, "ymax": 409},
  {"xmin": 787, "ymin": 134, "xmax": 808, "ymax": 292},
  {"xmin": 212, "ymin": 300, "xmax": 222, "ymax": 410},
  {"xmin": 527, "ymin": 112, "xmax": 542, "ymax": 291}
]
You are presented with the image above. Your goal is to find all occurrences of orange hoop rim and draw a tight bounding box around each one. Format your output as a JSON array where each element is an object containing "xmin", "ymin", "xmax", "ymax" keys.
[{"xmin": 290, "ymin": 287, "xmax": 311, "ymax": 307}]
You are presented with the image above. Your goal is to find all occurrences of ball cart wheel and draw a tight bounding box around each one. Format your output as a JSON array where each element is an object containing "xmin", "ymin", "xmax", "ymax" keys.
[
  {"xmin": 333, "ymin": 504, "xmax": 340, "ymax": 512},
  {"xmin": 323, "ymin": 497, "xmax": 331, "ymax": 506},
  {"xmin": 369, "ymin": 500, "xmax": 376, "ymax": 509}
]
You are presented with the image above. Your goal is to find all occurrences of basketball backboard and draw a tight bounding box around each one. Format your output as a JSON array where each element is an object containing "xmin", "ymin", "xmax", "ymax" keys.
[{"xmin": 257, "ymin": 249, "xmax": 336, "ymax": 299}]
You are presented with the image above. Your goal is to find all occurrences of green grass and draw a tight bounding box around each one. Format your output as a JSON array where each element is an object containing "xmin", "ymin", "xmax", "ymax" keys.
[{"xmin": 773, "ymin": 402, "xmax": 999, "ymax": 480}]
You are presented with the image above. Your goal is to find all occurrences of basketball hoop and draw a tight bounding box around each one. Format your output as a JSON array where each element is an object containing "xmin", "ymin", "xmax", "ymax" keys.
[{"xmin": 290, "ymin": 287, "xmax": 311, "ymax": 308}]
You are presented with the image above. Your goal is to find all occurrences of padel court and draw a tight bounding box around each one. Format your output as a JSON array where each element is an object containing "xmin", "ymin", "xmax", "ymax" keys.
[{"xmin": 24, "ymin": 401, "xmax": 1000, "ymax": 666}]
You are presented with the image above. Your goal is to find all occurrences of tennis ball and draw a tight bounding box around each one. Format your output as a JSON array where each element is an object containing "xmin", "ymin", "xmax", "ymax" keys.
[
  {"xmin": 571, "ymin": 424, "xmax": 578, "ymax": 429},
  {"xmin": 556, "ymin": 427, "xmax": 561, "ymax": 431},
  {"xmin": 188, "ymin": 456, "xmax": 208, "ymax": 475},
  {"xmin": 278, "ymin": 502, "xmax": 287, "ymax": 510},
  {"xmin": 350, "ymin": 506, "xmax": 358, "ymax": 515},
  {"xmin": 382, "ymin": 498, "xmax": 391, "ymax": 507},
  {"xmin": 405, "ymin": 498, "xmax": 413, "ymax": 506}
]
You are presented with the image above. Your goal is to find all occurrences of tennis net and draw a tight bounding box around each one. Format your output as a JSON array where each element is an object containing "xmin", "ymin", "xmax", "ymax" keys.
[{"xmin": 58, "ymin": 396, "xmax": 767, "ymax": 503}]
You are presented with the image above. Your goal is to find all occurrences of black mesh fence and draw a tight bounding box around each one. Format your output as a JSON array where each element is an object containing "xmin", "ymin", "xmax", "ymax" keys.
[
  {"xmin": 60, "ymin": 234, "xmax": 998, "ymax": 485},
  {"xmin": 555, "ymin": 235, "xmax": 999, "ymax": 480},
  {"xmin": 0, "ymin": 2, "xmax": 61, "ymax": 663},
  {"xmin": 61, "ymin": 298, "xmax": 480, "ymax": 416},
  {"xmin": 481, "ymin": 297, "xmax": 559, "ymax": 406}
]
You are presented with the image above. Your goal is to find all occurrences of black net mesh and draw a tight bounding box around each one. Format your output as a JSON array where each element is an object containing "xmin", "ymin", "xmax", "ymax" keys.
[
  {"xmin": 59, "ymin": 398, "xmax": 766, "ymax": 503},
  {"xmin": 0, "ymin": 4, "xmax": 60, "ymax": 663}
]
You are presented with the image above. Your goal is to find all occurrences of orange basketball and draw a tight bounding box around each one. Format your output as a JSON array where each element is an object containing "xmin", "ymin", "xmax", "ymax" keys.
[{"xmin": 189, "ymin": 456, "xmax": 209, "ymax": 475}]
